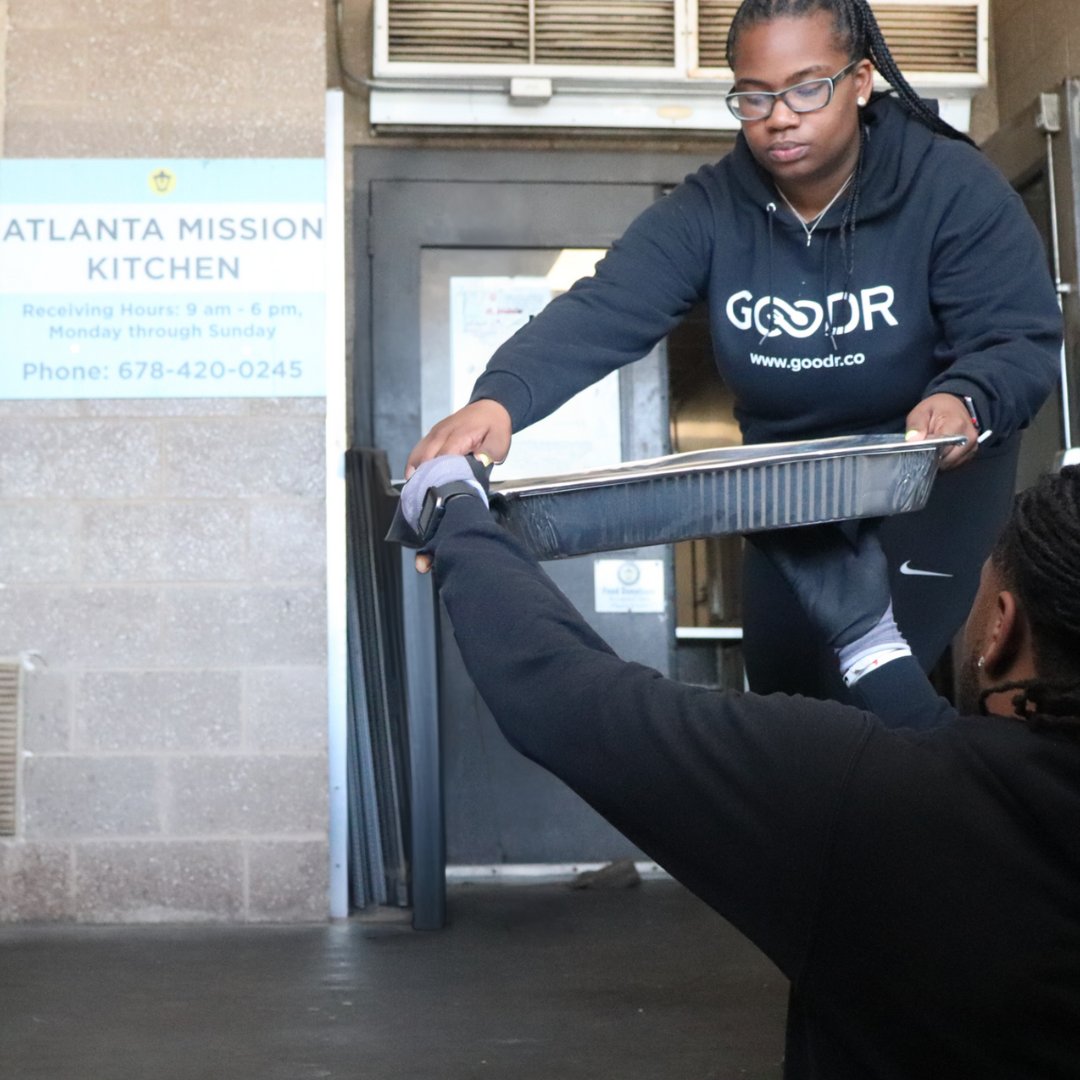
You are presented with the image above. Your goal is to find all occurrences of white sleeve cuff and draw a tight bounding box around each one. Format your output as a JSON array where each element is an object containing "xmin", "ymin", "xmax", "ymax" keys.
[{"xmin": 842, "ymin": 646, "xmax": 913, "ymax": 688}]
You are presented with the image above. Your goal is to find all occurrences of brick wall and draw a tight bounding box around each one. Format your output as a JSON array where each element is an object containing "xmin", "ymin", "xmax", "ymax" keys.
[{"xmin": 0, "ymin": 1, "xmax": 331, "ymax": 921}]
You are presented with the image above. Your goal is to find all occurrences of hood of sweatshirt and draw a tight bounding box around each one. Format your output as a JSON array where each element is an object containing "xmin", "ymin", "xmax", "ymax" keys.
[{"xmin": 723, "ymin": 92, "xmax": 938, "ymax": 231}]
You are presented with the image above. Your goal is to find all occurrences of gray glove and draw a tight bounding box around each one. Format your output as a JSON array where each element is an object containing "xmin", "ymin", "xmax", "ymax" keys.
[
  {"xmin": 752, "ymin": 520, "xmax": 910, "ymax": 686},
  {"xmin": 386, "ymin": 454, "xmax": 490, "ymax": 548}
]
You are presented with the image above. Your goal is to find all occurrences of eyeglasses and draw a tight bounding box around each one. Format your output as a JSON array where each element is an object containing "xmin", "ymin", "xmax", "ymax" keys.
[{"xmin": 726, "ymin": 61, "xmax": 859, "ymax": 122}]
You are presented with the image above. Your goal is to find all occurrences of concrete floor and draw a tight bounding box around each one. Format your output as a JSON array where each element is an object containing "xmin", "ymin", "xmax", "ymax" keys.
[{"xmin": 0, "ymin": 879, "xmax": 788, "ymax": 1080}]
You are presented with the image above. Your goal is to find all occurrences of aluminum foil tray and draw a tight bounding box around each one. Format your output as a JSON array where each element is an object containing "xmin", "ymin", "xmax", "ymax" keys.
[{"xmin": 488, "ymin": 434, "xmax": 964, "ymax": 560}]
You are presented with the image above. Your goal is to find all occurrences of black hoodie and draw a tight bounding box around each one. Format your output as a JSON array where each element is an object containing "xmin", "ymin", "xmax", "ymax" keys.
[
  {"xmin": 431, "ymin": 495, "xmax": 1080, "ymax": 1078},
  {"xmin": 471, "ymin": 95, "xmax": 1062, "ymax": 447}
]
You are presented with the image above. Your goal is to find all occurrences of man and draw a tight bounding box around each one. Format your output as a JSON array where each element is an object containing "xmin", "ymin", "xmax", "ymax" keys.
[{"xmin": 392, "ymin": 457, "xmax": 1080, "ymax": 1079}]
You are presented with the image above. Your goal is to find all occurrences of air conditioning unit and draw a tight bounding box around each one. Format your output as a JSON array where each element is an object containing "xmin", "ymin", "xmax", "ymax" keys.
[{"xmin": 369, "ymin": 0, "xmax": 987, "ymax": 133}]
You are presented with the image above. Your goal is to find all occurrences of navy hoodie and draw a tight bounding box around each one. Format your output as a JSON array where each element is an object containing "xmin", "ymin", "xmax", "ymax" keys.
[{"xmin": 471, "ymin": 95, "xmax": 1062, "ymax": 446}]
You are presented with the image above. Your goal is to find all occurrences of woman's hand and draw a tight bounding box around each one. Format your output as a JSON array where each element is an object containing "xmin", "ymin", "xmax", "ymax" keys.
[
  {"xmin": 904, "ymin": 393, "xmax": 979, "ymax": 470},
  {"xmin": 406, "ymin": 399, "xmax": 512, "ymax": 479}
]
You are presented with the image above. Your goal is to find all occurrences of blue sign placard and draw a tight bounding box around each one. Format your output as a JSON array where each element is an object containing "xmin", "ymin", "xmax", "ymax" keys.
[{"xmin": 0, "ymin": 159, "xmax": 326, "ymax": 399}]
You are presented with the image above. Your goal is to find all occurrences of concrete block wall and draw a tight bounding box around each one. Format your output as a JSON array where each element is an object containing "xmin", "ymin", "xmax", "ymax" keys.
[
  {"xmin": 991, "ymin": 0, "xmax": 1080, "ymax": 125},
  {"xmin": 0, "ymin": 2, "xmax": 331, "ymax": 922},
  {"xmin": 3, "ymin": 0, "xmax": 325, "ymax": 157},
  {"xmin": 0, "ymin": 400, "xmax": 331, "ymax": 923},
  {"xmin": 0, "ymin": 2, "xmax": 7, "ymax": 155}
]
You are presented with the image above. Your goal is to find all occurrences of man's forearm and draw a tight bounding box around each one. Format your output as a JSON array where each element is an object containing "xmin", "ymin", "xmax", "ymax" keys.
[
  {"xmin": 425, "ymin": 496, "xmax": 875, "ymax": 979},
  {"xmin": 853, "ymin": 656, "xmax": 958, "ymax": 729},
  {"xmin": 431, "ymin": 497, "xmax": 623, "ymax": 761}
]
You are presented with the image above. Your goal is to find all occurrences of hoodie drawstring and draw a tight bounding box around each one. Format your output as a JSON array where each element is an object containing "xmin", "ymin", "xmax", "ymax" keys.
[
  {"xmin": 763, "ymin": 127, "xmax": 866, "ymax": 350},
  {"xmin": 761, "ymin": 202, "xmax": 778, "ymax": 346},
  {"xmin": 822, "ymin": 231, "xmax": 838, "ymax": 350}
]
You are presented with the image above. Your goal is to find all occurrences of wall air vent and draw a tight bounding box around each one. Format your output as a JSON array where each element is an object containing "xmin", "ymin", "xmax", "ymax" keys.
[
  {"xmin": 378, "ymin": 0, "xmax": 681, "ymax": 74},
  {"xmin": 0, "ymin": 661, "xmax": 21, "ymax": 836},
  {"xmin": 873, "ymin": 3, "xmax": 979, "ymax": 73},
  {"xmin": 693, "ymin": 1, "xmax": 982, "ymax": 76},
  {"xmin": 370, "ymin": 0, "xmax": 987, "ymax": 132},
  {"xmin": 387, "ymin": 1, "xmax": 531, "ymax": 64},
  {"xmin": 534, "ymin": 1, "xmax": 676, "ymax": 67},
  {"xmin": 694, "ymin": 0, "xmax": 734, "ymax": 70}
]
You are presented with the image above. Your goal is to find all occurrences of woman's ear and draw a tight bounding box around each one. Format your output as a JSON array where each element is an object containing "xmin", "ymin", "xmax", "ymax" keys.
[{"xmin": 854, "ymin": 59, "xmax": 874, "ymax": 106}]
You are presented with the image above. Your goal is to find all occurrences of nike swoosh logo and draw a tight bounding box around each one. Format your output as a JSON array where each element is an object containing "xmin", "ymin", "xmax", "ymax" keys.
[{"xmin": 899, "ymin": 561, "xmax": 953, "ymax": 579}]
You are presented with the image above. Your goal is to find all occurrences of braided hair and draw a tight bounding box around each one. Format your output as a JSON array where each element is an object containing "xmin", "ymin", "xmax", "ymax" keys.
[
  {"xmin": 984, "ymin": 466, "xmax": 1080, "ymax": 731},
  {"xmin": 726, "ymin": 0, "xmax": 976, "ymax": 327},
  {"xmin": 725, "ymin": 0, "xmax": 975, "ymax": 146}
]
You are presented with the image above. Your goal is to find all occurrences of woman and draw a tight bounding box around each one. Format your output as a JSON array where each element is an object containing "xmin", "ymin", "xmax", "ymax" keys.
[{"xmin": 407, "ymin": 0, "xmax": 1062, "ymax": 699}]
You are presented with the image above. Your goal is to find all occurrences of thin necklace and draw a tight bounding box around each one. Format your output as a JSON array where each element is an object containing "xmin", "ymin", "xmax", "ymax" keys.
[{"xmin": 776, "ymin": 171, "xmax": 855, "ymax": 247}]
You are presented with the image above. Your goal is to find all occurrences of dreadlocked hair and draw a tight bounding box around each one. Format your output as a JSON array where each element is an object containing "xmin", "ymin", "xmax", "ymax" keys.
[
  {"xmin": 987, "ymin": 466, "xmax": 1080, "ymax": 731},
  {"xmin": 725, "ymin": 0, "xmax": 976, "ymax": 147}
]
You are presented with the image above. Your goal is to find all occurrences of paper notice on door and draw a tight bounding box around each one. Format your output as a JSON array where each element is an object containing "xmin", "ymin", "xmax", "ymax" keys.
[{"xmin": 449, "ymin": 276, "xmax": 622, "ymax": 479}]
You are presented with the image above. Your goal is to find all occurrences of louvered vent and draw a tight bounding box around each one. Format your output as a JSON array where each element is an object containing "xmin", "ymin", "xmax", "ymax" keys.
[
  {"xmin": 0, "ymin": 662, "xmax": 21, "ymax": 836},
  {"xmin": 695, "ymin": 2, "xmax": 980, "ymax": 74},
  {"xmin": 535, "ymin": 2, "xmax": 675, "ymax": 66},
  {"xmin": 696, "ymin": 0, "xmax": 735, "ymax": 68},
  {"xmin": 875, "ymin": 4, "xmax": 978, "ymax": 73},
  {"xmin": 387, "ymin": 1, "xmax": 531, "ymax": 63},
  {"xmin": 386, "ymin": 0, "xmax": 676, "ymax": 66},
  {"xmin": 372, "ymin": 0, "xmax": 986, "ymax": 130}
]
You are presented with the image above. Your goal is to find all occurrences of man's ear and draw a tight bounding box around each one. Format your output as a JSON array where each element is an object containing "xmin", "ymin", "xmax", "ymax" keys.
[{"xmin": 982, "ymin": 589, "xmax": 1025, "ymax": 677}]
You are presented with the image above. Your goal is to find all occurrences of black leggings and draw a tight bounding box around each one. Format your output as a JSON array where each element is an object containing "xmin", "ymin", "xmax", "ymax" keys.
[{"xmin": 741, "ymin": 436, "xmax": 1021, "ymax": 701}]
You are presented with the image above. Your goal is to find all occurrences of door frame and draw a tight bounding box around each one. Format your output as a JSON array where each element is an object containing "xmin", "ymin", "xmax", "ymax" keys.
[
  {"xmin": 982, "ymin": 80, "xmax": 1080, "ymax": 463},
  {"xmin": 350, "ymin": 147, "xmax": 727, "ymax": 926}
]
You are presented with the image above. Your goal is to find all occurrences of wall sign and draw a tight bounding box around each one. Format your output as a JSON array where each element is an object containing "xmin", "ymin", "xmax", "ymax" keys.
[
  {"xmin": 594, "ymin": 559, "xmax": 666, "ymax": 614},
  {"xmin": 0, "ymin": 159, "xmax": 325, "ymax": 399}
]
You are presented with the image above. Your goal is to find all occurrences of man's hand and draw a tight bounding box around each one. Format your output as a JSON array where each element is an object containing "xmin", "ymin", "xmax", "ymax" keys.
[
  {"xmin": 905, "ymin": 392, "xmax": 979, "ymax": 471},
  {"xmin": 387, "ymin": 454, "xmax": 491, "ymax": 573},
  {"xmin": 752, "ymin": 520, "xmax": 910, "ymax": 687},
  {"xmin": 406, "ymin": 400, "xmax": 512, "ymax": 479}
]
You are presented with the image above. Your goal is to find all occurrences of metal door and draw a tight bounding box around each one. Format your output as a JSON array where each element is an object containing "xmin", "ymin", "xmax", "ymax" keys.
[{"xmin": 354, "ymin": 150, "xmax": 711, "ymax": 911}]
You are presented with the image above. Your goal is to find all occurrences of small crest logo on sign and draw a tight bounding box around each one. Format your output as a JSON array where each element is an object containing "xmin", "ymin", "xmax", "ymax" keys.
[{"xmin": 148, "ymin": 167, "xmax": 176, "ymax": 196}]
